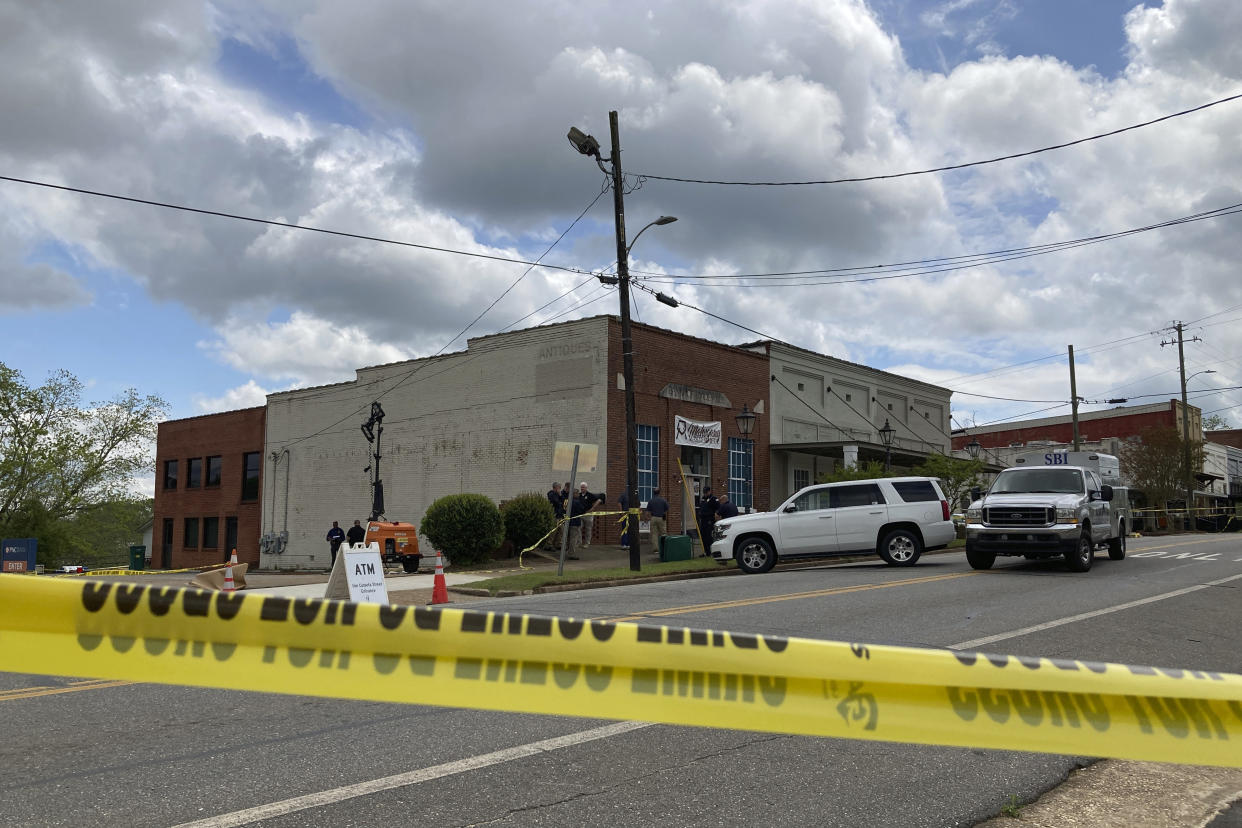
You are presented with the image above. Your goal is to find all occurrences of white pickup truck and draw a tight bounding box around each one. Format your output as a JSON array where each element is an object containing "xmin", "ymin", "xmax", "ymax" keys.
[{"xmin": 965, "ymin": 453, "xmax": 1130, "ymax": 572}]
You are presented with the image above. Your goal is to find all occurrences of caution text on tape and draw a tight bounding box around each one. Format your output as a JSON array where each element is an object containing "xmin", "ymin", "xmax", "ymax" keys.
[{"xmin": 1, "ymin": 576, "xmax": 1240, "ymax": 767}]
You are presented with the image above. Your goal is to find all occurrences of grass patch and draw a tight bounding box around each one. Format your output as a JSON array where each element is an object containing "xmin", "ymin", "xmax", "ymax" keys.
[
  {"xmin": 946, "ymin": 538, "xmax": 965, "ymax": 549},
  {"xmin": 465, "ymin": 557, "xmax": 730, "ymax": 595},
  {"xmin": 1000, "ymin": 794, "xmax": 1022, "ymax": 818}
]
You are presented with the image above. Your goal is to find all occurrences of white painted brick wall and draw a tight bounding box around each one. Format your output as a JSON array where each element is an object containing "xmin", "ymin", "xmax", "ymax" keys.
[{"xmin": 261, "ymin": 318, "xmax": 610, "ymax": 569}]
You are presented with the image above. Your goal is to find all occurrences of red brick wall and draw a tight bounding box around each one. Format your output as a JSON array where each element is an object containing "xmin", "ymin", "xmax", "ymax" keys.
[
  {"xmin": 152, "ymin": 407, "xmax": 265, "ymax": 569},
  {"xmin": 597, "ymin": 319, "xmax": 770, "ymax": 544},
  {"xmin": 951, "ymin": 404, "xmax": 1178, "ymax": 450}
]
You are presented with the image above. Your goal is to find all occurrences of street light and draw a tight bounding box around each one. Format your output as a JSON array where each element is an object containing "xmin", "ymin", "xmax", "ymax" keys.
[
  {"xmin": 966, "ymin": 437, "xmax": 981, "ymax": 461},
  {"xmin": 567, "ymin": 114, "xmax": 677, "ymax": 572},
  {"xmin": 627, "ymin": 216, "xmax": 677, "ymax": 256},
  {"xmin": 735, "ymin": 404, "xmax": 757, "ymax": 436},
  {"xmin": 879, "ymin": 419, "xmax": 895, "ymax": 471}
]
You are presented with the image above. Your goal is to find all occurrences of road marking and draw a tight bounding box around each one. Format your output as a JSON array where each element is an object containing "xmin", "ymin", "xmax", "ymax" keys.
[
  {"xmin": 602, "ymin": 570, "xmax": 982, "ymax": 622},
  {"xmin": 171, "ymin": 721, "xmax": 653, "ymax": 828},
  {"xmin": 0, "ymin": 679, "xmax": 133, "ymax": 701},
  {"xmin": 951, "ymin": 572, "xmax": 1242, "ymax": 650}
]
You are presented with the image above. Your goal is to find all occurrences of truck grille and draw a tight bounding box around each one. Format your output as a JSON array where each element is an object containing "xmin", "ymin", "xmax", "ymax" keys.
[{"xmin": 984, "ymin": 506, "xmax": 1053, "ymax": 527}]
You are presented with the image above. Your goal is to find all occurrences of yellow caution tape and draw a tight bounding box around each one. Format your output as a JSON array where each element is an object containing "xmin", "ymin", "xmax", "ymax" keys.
[
  {"xmin": 50, "ymin": 562, "xmax": 233, "ymax": 578},
  {"xmin": 517, "ymin": 510, "xmax": 631, "ymax": 568},
  {"xmin": 1, "ymin": 576, "xmax": 1240, "ymax": 767}
]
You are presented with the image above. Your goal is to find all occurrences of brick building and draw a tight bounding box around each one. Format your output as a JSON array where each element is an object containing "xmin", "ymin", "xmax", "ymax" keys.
[
  {"xmin": 261, "ymin": 317, "xmax": 771, "ymax": 570},
  {"xmin": 152, "ymin": 407, "xmax": 265, "ymax": 569}
]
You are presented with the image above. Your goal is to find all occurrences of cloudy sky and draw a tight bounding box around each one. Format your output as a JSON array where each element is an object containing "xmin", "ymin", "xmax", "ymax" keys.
[{"xmin": 3, "ymin": 0, "xmax": 1241, "ymax": 446}]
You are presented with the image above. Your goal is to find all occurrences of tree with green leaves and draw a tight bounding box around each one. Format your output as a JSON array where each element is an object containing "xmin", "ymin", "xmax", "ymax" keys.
[
  {"xmin": 0, "ymin": 362, "xmax": 165, "ymax": 564},
  {"xmin": 1204, "ymin": 413, "xmax": 1231, "ymax": 431},
  {"xmin": 911, "ymin": 452, "xmax": 985, "ymax": 511},
  {"xmin": 1120, "ymin": 426, "xmax": 1205, "ymax": 527}
]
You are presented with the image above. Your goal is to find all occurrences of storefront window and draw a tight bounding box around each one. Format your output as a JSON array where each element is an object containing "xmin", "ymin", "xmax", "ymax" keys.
[
  {"xmin": 637, "ymin": 425, "xmax": 659, "ymax": 503},
  {"xmin": 728, "ymin": 437, "xmax": 753, "ymax": 510}
]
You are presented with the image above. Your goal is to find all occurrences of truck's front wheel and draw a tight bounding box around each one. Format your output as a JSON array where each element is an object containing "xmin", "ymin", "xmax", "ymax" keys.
[
  {"xmin": 965, "ymin": 543, "xmax": 995, "ymax": 570},
  {"xmin": 1065, "ymin": 532, "xmax": 1094, "ymax": 572},
  {"xmin": 1108, "ymin": 522, "xmax": 1126, "ymax": 560}
]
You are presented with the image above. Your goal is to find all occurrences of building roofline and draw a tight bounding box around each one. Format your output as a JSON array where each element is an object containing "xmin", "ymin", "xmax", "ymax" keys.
[
  {"xmin": 950, "ymin": 399, "xmax": 1192, "ymax": 436},
  {"xmin": 740, "ymin": 339, "xmax": 951, "ymax": 394},
  {"xmin": 158, "ymin": 405, "xmax": 265, "ymax": 426}
]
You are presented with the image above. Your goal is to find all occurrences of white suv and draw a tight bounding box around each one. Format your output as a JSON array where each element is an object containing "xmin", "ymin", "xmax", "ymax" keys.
[{"xmin": 710, "ymin": 477, "xmax": 956, "ymax": 574}]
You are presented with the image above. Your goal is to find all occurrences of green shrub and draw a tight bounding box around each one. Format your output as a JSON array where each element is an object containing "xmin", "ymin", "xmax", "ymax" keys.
[
  {"xmin": 501, "ymin": 492, "xmax": 557, "ymax": 553},
  {"xmin": 420, "ymin": 493, "xmax": 505, "ymax": 566}
]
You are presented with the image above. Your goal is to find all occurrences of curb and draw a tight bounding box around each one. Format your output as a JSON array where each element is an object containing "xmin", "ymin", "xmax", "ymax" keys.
[{"xmin": 449, "ymin": 546, "xmax": 966, "ymax": 598}]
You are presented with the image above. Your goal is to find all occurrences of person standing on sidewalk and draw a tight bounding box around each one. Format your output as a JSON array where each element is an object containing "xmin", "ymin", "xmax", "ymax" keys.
[
  {"xmin": 577, "ymin": 483, "xmax": 603, "ymax": 548},
  {"xmin": 566, "ymin": 493, "xmax": 590, "ymax": 560},
  {"xmin": 646, "ymin": 488, "xmax": 670, "ymax": 553},
  {"xmin": 697, "ymin": 486, "xmax": 719, "ymax": 546},
  {"xmin": 345, "ymin": 519, "xmax": 366, "ymax": 548},
  {"xmin": 547, "ymin": 482, "xmax": 566, "ymax": 520},
  {"xmin": 325, "ymin": 521, "xmax": 346, "ymax": 566}
]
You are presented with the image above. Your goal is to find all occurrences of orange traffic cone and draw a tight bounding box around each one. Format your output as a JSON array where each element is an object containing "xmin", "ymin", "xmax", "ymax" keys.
[
  {"xmin": 222, "ymin": 548, "xmax": 238, "ymax": 593},
  {"xmin": 431, "ymin": 551, "xmax": 449, "ymax": 605}
]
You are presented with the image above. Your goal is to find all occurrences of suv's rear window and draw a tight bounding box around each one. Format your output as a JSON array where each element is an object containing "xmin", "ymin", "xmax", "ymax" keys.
[{"xmin": 891, "ymin": 480, "xmax": 939, "ymax": 502}]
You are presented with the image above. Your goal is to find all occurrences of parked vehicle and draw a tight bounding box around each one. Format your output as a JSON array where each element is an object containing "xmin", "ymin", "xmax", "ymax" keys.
[
  {"xmin": 365, "ymin": 521, "xmax": 422, "ymax": 572},
  {"xmin": 964, "ymin": 455, "xmax": 1129, "ymax": 572},
  {"xmin": 710, "ymin": 477, "xmax": 955, "ymax": 574}
]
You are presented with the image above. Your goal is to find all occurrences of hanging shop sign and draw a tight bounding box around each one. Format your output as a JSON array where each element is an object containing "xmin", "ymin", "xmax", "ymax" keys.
[{"xmin": 675, "ymin": 416, "xmax": 722, "ymax": 449}]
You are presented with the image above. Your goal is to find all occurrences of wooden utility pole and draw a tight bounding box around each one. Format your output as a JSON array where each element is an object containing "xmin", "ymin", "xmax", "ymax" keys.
[
  {"xmin": 1161, "ymin": 322, "xmax": 1200, "ymax": 529},
  {"xmin": 1068, "ymin": 345, "xmax": 1080, "ymax": 451}
]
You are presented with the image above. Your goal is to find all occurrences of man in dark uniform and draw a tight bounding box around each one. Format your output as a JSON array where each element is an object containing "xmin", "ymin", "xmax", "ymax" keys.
[
  {"xmin": 546, "ymin": 482, "xmax": 566, "ymax": 520},
  {"xmin": 325, "ymin": 521, "xmax": 346, "ymax": 566},
  {"xmin": 345, "ymin": 519, "xmax": 366, "ymax": 547},
  {"xmin": 697, "ymin": 486, "xmax": 719, "ymax": 545}
]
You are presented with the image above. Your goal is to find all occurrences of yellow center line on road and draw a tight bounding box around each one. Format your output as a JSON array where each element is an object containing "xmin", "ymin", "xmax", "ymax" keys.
[
  {"xmin": 0, "ymin": 680, "xmax": 133, "ymax": 702},
  {"xmin": 602, "ymin": 570, "xmax": 983, "ymax": 623}
]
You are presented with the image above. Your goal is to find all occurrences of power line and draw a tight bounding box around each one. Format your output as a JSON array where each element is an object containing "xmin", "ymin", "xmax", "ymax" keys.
[
  {"xmin": 270, "ymin": 190, "xmax": 608, "ymax": 449},
  {"xmin": 632, "ymin": 93, "xmax": 1242, "ymax": 186},
  {"xmin": 633, "ymin": 202, "xmax": 1242, "ymax": 287},
  {"xmin": 951, "ymin": 390, "xmax": 1066, "ymax": 404},
  {"xmin": 956, "ymin": 403, "xmax": 1071, "ymax": 429},
  {"xmin": 941, "ymin": 329, "xmax": 1163, "ymax": 387},
  {"xmin": 0, "ymin": 173, "xmax": 593, "ymax": 278}
]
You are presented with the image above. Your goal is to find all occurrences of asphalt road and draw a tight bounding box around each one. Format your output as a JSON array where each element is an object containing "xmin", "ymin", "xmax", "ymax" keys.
[{"xmin": 3, "ymin": 533, "xmax": 1240, "ymax": 826}]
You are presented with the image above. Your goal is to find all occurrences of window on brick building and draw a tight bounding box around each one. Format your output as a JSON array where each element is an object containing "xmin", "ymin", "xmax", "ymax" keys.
[
  {"xmin": 636, "ymin": 425, "xmax": 659, "ymax": 503},
  {"xmin": 184, "ymin": 517, "xmax": 199, "ymax": 548},
  {"xmin": 203, "ymin": 516, "xmax": 219, "ymax": 549},
  {"xmin": 728, "ymin": 437, "xmax": 754, "ymax": 510},
  {"xmin": 187, "ymin": 457, "xmax": 202, "ymax": 489},
  {"xmin": 206, "ymin": 456, "xmax": 222, "ymax": 487},
  {"xmin": 163, "ymin": 459, "xmax": 178, "ymax": 490},
  {"xmin": 242, "ymin": 452, "xmax": 260, "ymax": 501}
]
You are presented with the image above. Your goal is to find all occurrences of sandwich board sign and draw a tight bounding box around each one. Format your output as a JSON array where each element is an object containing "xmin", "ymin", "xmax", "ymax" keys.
[{"xmin": 344, "ymin": 543, "xmax": 390, "ymax": 604}]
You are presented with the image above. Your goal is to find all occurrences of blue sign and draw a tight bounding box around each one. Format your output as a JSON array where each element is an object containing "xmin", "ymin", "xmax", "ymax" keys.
[{"xmin": 1, "ymin": 537, "xmax": 37, "ymax": 573}]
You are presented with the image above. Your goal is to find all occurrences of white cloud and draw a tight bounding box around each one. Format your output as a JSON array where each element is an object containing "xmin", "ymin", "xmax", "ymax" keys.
[
  {"xmin": 1, "ymin": 0, "xmax": 1241, "ymax": 427},
  {"xmin": 192, "ymin": 379, "xmax": 270, "ymax": 414}
]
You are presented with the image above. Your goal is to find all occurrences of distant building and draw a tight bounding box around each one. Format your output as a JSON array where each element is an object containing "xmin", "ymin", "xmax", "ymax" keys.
[
  {"xmin": 951, "ymin": 400, "xmax": 1201, "ymax": 463},
  {"xmin": 152, "ymin": 407, "xmax": 265, "ymax": 569}
]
